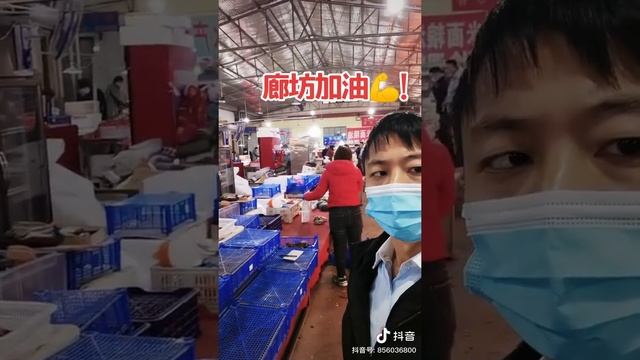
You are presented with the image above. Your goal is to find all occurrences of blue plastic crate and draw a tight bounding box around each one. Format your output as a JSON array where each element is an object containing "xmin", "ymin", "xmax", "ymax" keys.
[
  {"xmin": 251, "ymin": 184, "xmax": 281, "ymax": 199},
  {"xmin": 49, "ymin": 333, "xmax": 195, "ymax": 360},
  {"xmin": 264, "ymin": 248, "xmax": 318, "ymax": 283},
  {"xmin": 235, "ymin": 214, "xmax": 260, "ymax": 229},
  {"xmin": 105, "ymin": 192, "xmax": 196, "ymax": 237},
  {"xmin": 64, "ymin": 238, "xmax": 122, "ymax": 289},
  {"xmin": 220, "ymin": 229, "xmax": 280, "ymax": 268},
  {"xmin": 286, "ymin": 175, "xmax": 321, "ymax": 194},
  {"xmin": 218, "ymin": 275, "xmax": 233, "ymax": 314},
  {"xmin": 34, "ymin": 289, "xmax": 131, "ymax": 334},
  {"xmin": 239, "ymin": 198, "xmax": 257, "ymax": 214},
  {"xmin": 237, "ymin": 270, "xmax": 306, "ymax": 328},
  {"xmin": 219, "ymin": 305, "xmax": 287, "ymax": 360},
  {"xmin": 280, "ymin": 235, "xmax": 319, "ymax": 250},
  {"xmin": 219, "ymin": 202, "xmax": 241, "ymax": 219},
  {"xmin": 219, "ymin": 247, "xmax": 258, "ymax": 295},
  {"xmin": 259, "ymin": 215, "xmax": 282, "ymax": 230}
]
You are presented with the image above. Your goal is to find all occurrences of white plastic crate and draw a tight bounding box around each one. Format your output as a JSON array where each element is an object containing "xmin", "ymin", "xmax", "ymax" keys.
[
  {"xmin": 0, "ymin": 301, "xmax": 57, "ymax": 360},
  {"xmin": 0, "ymin": 252, "xmax": 67, "ymax": 300},
  {"xmin": 151, "ymin": 266, "xmax": 218, "ymax": 313}
]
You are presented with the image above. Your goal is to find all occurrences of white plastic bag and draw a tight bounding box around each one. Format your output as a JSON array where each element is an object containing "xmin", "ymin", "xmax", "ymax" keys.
[
  {"xmin": 233, "ymin": 167, "xmax": 252, "ymax": 196},
  {"xmin": 48, "ymin": 139, "xmax": 106, "ymax": 228}
]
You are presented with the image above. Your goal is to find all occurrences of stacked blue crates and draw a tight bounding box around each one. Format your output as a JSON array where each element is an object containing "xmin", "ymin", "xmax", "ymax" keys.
[
  {"xmin": 237, "ymin": 270, "xmax": 306, "ymax": 336},
  {"xmin": 286, "ymin": 175, "xmax": 321, "ymax": 195},
  {"xmin": 239, "ymin": 198, "xmax": 258, "ymax": 214},
  {"xmin": 219, "ymin": 305, "xmax": 287, "ymax": 360},
  {"xmin": 49, "ymin": 333, "xmax": 195, "ymax": 360},
  {"xmin": 218, "ymin": 248, "xmax": 258, "ymax": 313},
  {"xmin": 264, "ymin": 248, "xmax": 318, "ymax": 288},
  {"xmin": 251, "ymin": 184, "xmax": 281, "ymax": 199},
  {"xmin": 34, "ymin": 289, "xmax": 131, "ymax": 334},
  {"xmin": 63, "ymin": 237, "xmax": 122, "ymax": 289},
  {"xmin": 235, "ymin": 214, "xmax": 260, "ymax": 229},
  {"xmin": 105, "ymin": 193, "xmax": 196, "ymax": 237},
  {"xmin": 220, "ymin": 229, "xmax": 280, "ymax": 269}
]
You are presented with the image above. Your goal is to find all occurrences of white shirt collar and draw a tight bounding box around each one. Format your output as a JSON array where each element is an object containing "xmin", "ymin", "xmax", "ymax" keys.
[{"xmin": 372, "ymin": 237, "xmax": 422, "ymax": 270}]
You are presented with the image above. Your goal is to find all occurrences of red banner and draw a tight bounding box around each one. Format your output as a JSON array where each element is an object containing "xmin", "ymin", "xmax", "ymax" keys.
[
  {"xmin": 452, "ymin": 0, "xmax": 499, "ymax": 11},
  {"xmin": 347, "ymin": 127, "xmax": 373, "ymax": 143},
  {"xmin": 423, "ymin": 11, "xmax": 487, "ymax": 66},
  {"xmin": 360, "ymin": 115, "xmax": 384, "ymax": 127}
]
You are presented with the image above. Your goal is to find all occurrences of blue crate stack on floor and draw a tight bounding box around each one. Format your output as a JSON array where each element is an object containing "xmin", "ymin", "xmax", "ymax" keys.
[
  {"xmin": 48, "ymin": 333, "xmax": 195, "ymax": 360},
  {"xmin": 218, "ymin": 248, "xmax": 258, "ymax": 314},
  {"xmin": 264, "ymin": 247, "xmax": 318, "ymax": 288},
  {"xmin": 34, "ymin": 289, "xmax": 131, "ymax": 334},
  {"xmin": 220, "ymin": 228, "xmax": 281, "ymax": 268},
  {"xmin": 219, "ymin": 305, "xmax": 287, "ymax": 360}
]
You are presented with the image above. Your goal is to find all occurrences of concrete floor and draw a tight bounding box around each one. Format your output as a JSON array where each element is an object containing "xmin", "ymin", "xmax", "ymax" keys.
[{"xmin": 289, "ymin": 216, "xmax": 522, "ymax": 360}]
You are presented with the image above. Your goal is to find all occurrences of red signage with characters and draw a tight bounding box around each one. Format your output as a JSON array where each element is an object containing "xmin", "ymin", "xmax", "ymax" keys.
[
  {"xmin": 452, "ymin": 0, "xmax": 499, "ymax": 12},
  {"xmin": 360, "ymin": 115, "xmax": 384, "ymax": 128},
  {"xmin": 423, "ymin": 11, "xmax": 487, "ymax": 66},
  {"xmin": 347, "ymin": 127, "xmax": 373, "ymax": 143}
]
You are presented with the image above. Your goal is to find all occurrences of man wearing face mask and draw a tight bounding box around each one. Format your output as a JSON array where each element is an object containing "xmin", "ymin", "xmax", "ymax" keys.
[
  {"xmin": 342, "ymin": 113, "xmax": 422, "ymax": 359},
  {"xmin": 453, "ymin": 1, "xmax": 640, "ymax": 360}
]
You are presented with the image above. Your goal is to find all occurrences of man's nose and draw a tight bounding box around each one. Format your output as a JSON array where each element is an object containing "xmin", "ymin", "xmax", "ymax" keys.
[
  {"xmin": 389, "ymin": 168, "xmax": 413, "ymax": 184},
  {"xmin": 535, "ymin": 143, "xmax": 602, "ymax": 191}
]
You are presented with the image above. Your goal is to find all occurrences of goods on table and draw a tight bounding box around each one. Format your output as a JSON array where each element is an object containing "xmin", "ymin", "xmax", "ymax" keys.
[{"xmin": 266, "ymin": 199, "xmax": 301, "ymax": 224}]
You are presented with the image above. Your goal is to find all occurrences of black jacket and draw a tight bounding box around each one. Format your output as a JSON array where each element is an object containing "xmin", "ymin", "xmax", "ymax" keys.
[
  {"xmin": 432, "ymin": 77, "xmax": 450, "ymax": 115},
  {"xmin": 504, "ymin": 342, "xmax": 542, "ymax": 360},
  {"xmin": 342, "ymin": 233, "xmax": 422, "ymax": 359}
]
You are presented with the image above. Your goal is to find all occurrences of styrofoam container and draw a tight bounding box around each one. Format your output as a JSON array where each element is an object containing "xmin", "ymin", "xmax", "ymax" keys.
[
  {"xmin": 124, "ymin": 14, "xmax": 192, "ymax": 29},
  {"xmin": 71, "ymin": 113, "xmax": 101, "ymax": 136},
  {"xmin": 0, "ymin": 301, "xmax": 57, "ymax": 360}
]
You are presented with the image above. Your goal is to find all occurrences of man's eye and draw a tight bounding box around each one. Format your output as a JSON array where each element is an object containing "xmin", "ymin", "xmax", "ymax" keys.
[
  {"xmin": 598, "ymin": 138, "xmax": 640, "ymax": 157},
  {"xmin": 409, "ymin": 166, "xmax": 422, "ymax": 174},
  {"xmin": 482, "ymin": 152, "xmax": 532, "ymax": 171},
  {"xmin": 370, "ymin": 171, "xmax": 386, "ymax": 177}
]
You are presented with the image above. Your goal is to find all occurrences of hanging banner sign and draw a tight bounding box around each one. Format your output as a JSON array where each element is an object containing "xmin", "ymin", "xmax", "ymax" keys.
[
  {"xmin": 423, "ymin": 11, "xmax": 486, "ymax": 66},
  {"xmin": 347, "ymin": 127, "xmax": 373, "ymax": 143},
  {"xmin": 452, "ymin": 0, "xmax": 499, "ymax": 12},
  {"xmin": 360, "ymin": 115, "xmax": 384, "ymax": 127}
]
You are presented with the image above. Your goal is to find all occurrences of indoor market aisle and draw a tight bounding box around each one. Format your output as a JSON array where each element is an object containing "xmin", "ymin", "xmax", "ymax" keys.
[{"xmin": 449, "ymin": 217, "xmax": 521, "ymax": 360}]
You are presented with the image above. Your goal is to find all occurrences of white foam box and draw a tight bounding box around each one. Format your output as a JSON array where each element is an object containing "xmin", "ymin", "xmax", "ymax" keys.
[
  {"xmin": 64, "ymin": 101, "xmax": 99, "ymax": 116},
  {"xmin": 120, "ymin": 25, "xmax": 174, "ymax": 46},
  {"xmin": 124, "ymin": 14, "xmax": 192, "ymax": 29},
  {"xmin": 71, "ymin": 113, "xmax": 102, "ymax": 136}
]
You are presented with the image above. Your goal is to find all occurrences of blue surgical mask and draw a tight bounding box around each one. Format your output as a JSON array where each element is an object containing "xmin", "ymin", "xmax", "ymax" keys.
[
  {"xmin": 366, "ymin": 183, "xmax": 421, "ymax": 242},
  {"xmin": 463, "ymin": 191, "xmax": 640, "ymax": 360}
]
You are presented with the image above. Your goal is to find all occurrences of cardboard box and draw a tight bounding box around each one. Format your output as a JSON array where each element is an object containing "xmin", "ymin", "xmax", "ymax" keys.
[{"xmin": 266, "ymin": 199, "xmax": 301, "ymax": 224}]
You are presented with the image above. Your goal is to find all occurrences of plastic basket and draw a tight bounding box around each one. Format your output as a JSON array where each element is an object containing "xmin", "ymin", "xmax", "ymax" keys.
[
  {"xmin": 239, "ymin": 198, "xmax": 257, "ymax": 214},
  {"xmin": 63, "ymin": 238, "xmax": 122, "ymax": 289},
  {"xmin": 0, "ymin": 301, "xmax": 57, "ymax": 360},
  {"xmin": 264, "ymin": 248, "xmax": 318, "ymax": 282},
  {"xmin": 218, "ymin": 275, "xmax": 233, "ymax": 315},
  {"xmin": 219, "ymin": 203, "xmax": 241, "ymax": 219},
  {"xmin": 105, "ymin": 192, "xmax": 197, "ymax": 237},
  {"xmin": 48, "ymin": 333, "xmax": 195, "ymax": 360},
  {"xmin": 220, "ymin": 229, "xmax": 280, "ymax": 268},
  {"xmin": 219, "ymin": 305, "xmax": 287, "ymax": 360},
  {"xmin": 34, "ymin": 289, "xmax": 131, "ymax": 334},
  {"xmin": 237, "ymin": 270, "xmax": 306, "ymax": 329},
  {"xmin": 150, "ymin": 266, "xmax": 218, "ymax": 313},
  {"xmin": 258, "ymin": 215, "xmax": 282, "ymax": 231},
  {"xmin": 235, "ymin": 214, "xmax": 260, "ymax": 229},
  {"xmin": 280, "ymin": 235, "xmax": 319, "ymax": 250},
  {"xmin": 127, "ymin": 287, "xmax": 199, "ymax": 338},
  {"xmin": 0, "ymin": 252, "xmax": 67, "ymax": 300},
  {"xmin": 251, "ymin": 184, "xmax": 281, "ymax": 199},
  {"xmin": 286, "ymin": 175, "xmax": 320, "ymax": 195}
]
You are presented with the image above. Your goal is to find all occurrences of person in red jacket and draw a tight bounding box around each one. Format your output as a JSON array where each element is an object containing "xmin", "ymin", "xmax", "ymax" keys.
[
  {"xmin": 423, "ymin": 130, "xmax": 457, "ymax": 360},
  {"xmin": 304, "ymin": 145, "xmax": 364, "ymax": 286}
]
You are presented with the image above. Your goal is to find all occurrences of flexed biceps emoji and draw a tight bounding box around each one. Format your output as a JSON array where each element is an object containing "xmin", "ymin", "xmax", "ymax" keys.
[{"xmin": 370, "ymin": 73, "xmax": 399, "ymax": 103}]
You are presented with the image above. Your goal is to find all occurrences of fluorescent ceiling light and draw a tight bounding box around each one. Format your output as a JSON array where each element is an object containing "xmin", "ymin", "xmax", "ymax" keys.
[
  {"xmin": 310, "ymin": 110, "xmax": 316, "ymax": 116},
  {"xmin": 368, "ymin": 108, "xmax": 375, "ymax": 115},
  {"xmin": 385, "ymin": 0, "xmax": 404, "ymax": 16},
  {"xmin": 265, "ymin": 121, "xmax": 272, "ymax": 127}
]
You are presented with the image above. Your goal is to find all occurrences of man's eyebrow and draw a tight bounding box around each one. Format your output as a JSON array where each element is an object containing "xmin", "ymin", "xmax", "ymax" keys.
[
  {"xmin": 366, "ymin": 153, "xmax": 421, "ymax": 166},
  {"xmin": 587, "ymin": 97, "xmax": 640, "ymax": 119},
  {"xmin": 470, "ymin": 116, "xmax": 533, "ymax": 132}
]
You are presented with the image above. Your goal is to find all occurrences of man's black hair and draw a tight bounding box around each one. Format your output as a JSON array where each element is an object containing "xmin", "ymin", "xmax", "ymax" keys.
[
  {"xmin": 334, "ymin": 146, "xmax": 352, "ymax": 160},
  {"xmin": 361, "ymin": 112, "xmax": 421, "ymax": 168},
  {"xmin": 113, "ymin": 76, "xmax": 124, "ymax": 83},
  {"xmin": 453, "ymin": 0, "xmax": 640, "ymax": 123},
  {"xmin": 445, "ymin": 60, "xmax": 458, "ymax": 68},
  {"xmin": 429, "ymin": 67, "xmax": 444, "ymax": 74}
]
